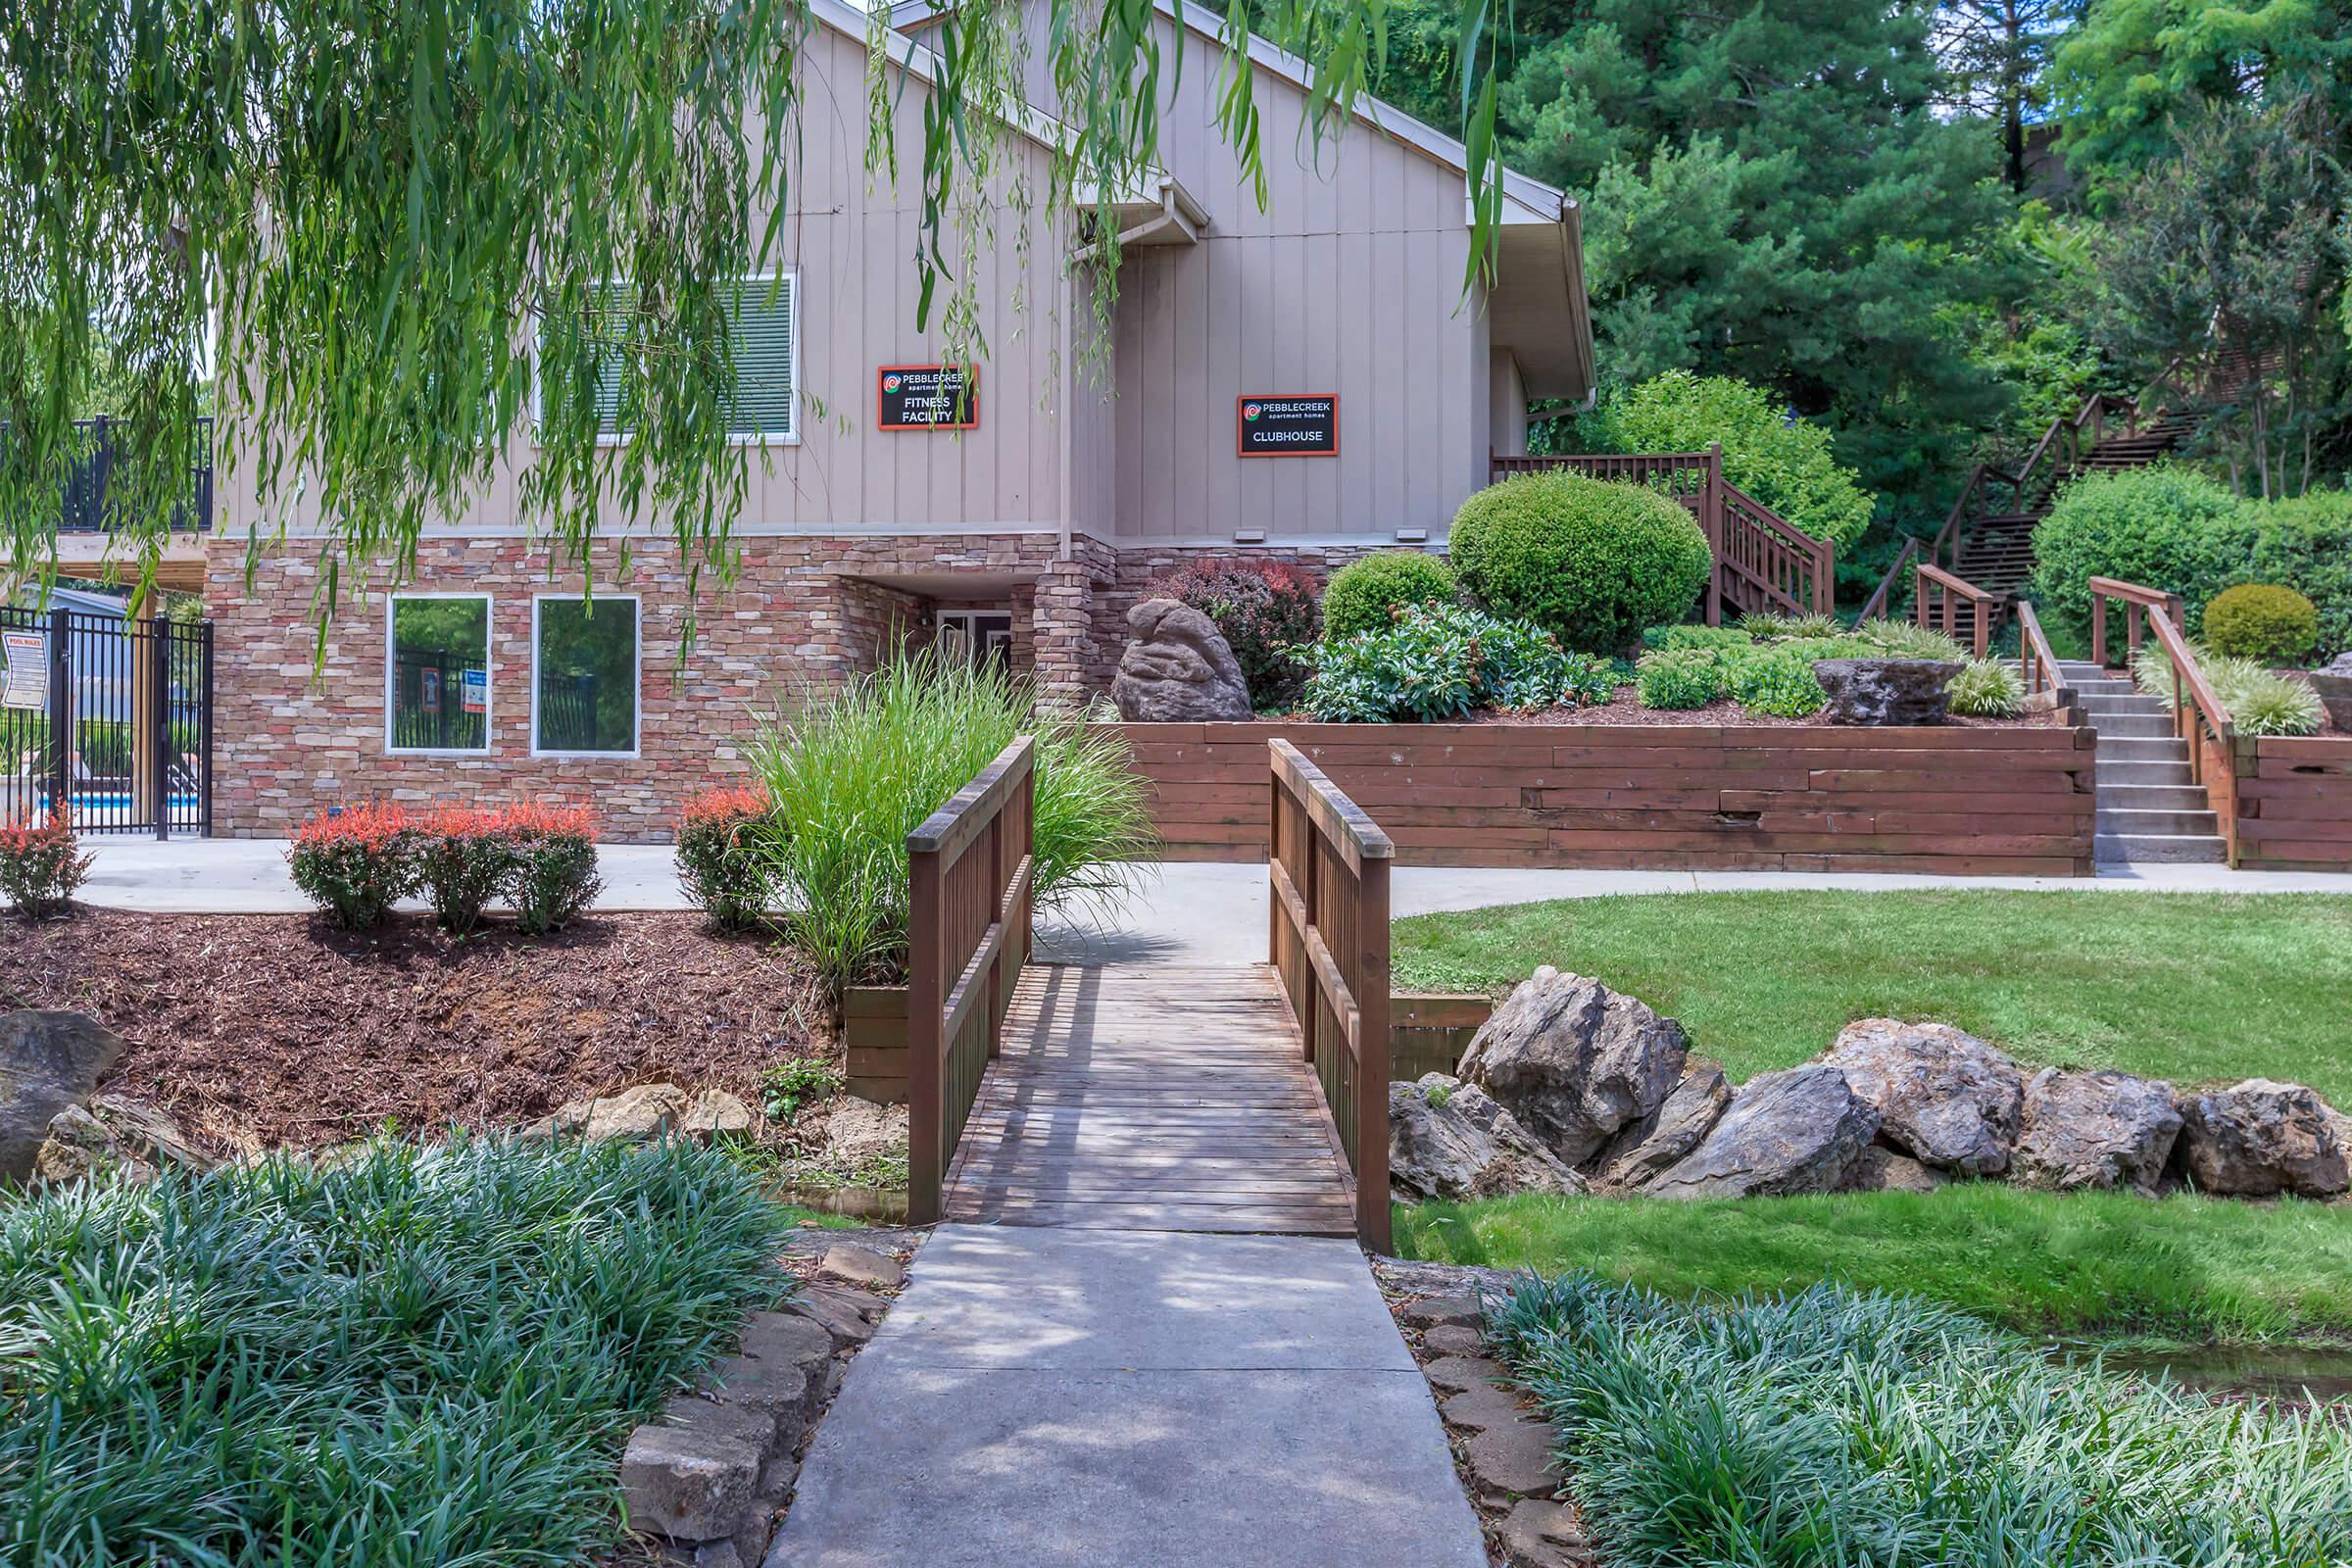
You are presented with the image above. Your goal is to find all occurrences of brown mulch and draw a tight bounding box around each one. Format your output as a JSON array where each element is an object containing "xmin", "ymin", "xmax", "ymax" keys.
[
  {"xmin": 0, "ymin": 909, "xmax": 831, "ymax": 1154},
  {"xmin": 1266, "ymin": 695, "xmax": 2059, "ymax": 728}
]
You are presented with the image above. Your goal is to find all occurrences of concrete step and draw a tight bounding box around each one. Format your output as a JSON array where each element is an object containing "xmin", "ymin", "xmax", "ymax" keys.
[
  {"xmin": 2096, "ymin": 832, "xmax": 2230, "ymax": 865},
  {"xmin": 2095, "ymin": 782, "xmax": 2212, "ymax": 812},
  {"xmin": 2098, "ymin": 736, "xmax": 2194, "ymax": 763},
  {"xmin": 2098, "ymin": 759, "xmax": 2196, "ymax": 788},
  {"xmin": 2078, "ymin": 694, "xmax": 2168, "ymax": 716},
  {"xmin": 2084, "ymin": 713, "xmax": 2178, "ymax": 739},
  {"xmin": 2098, "ymin": 807, "xmax": 2221, "ymax": 837}
]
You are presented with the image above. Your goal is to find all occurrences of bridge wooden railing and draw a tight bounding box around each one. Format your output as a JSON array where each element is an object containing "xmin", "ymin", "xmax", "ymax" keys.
[
  {"xmin": 1916, "ymin": 564, "xmax": 1999, "ymax": 659},
  {"xmin": 1491, "ymin": 447, "xmax": 1833, "ymax": 621},
  {"xmin": 906, "ymin": 736, "xmax": 1037, "ymax": 1225},
  {"xmin": 1267, "ymin": 739, "xmax": 1393, "ymax": 1251},
  {"xmin": 2091, "ymin": 576, "xmax": 2240, "ymax": 865}
]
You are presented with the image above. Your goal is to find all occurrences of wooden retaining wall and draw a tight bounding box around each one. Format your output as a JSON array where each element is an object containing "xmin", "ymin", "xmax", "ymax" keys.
[
  {"xmin": 2234, "ymin": 736, "xmax": 2352, "ymax": 872},
  {"xmin": 1117, "ymin": 721, "xmax": 2099, "ymax": 876}
]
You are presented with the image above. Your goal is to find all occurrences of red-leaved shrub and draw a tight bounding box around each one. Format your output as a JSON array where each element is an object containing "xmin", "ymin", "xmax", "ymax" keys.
[
  {"xmin": 287, "ymin": 803, "xmax": 420, "ymax": 928},
  {"xmin": 504, "ymin": 802, "xmax": 603, "ymax": 934},
  {"xmin": 0, "ymin": 808, "xmax": 93, "ymax": 919},
  {"xmin": 676, "ymin": 786, "xmax": 775, "ymax": 933},
  {"xmin": 1145, "ymin": 557, "xmax": 1322, "ymax": 709},
  {"xmin": 415, "ymin": 805, "xmax": 515, "ymax": 936}
]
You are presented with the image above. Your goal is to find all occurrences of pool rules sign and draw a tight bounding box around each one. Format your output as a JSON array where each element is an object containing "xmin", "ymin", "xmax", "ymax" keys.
[
  {"xmin": 1, "ymin": 630, "xmax": 42, "ymax": 710},
  {"xmin": 1237, "ymin": 394, "xmax": 1339, "ymax": 457}
]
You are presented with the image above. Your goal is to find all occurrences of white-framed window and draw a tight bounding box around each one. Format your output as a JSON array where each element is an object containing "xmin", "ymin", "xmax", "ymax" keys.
[
  {"xmin": 530, "ymin": 594, "xmax": 641, "ymax": 757},
  {"xmin": 558, "ymin": 271, "xmax": 800, "ymax": 447},
  {"xmin": 386, "ymin": 594, "xmax": 492, "ymax": 755}
]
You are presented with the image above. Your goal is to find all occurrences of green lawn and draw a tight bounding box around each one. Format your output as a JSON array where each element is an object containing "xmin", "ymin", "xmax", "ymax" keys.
[
  {"xmin": 1393, "ymin": 890, "xmax": 2352, "ymax": 1102},
  {"xmin": 1395, "ymin": 1188, "xmax": 2352, "ymax": 1342}
]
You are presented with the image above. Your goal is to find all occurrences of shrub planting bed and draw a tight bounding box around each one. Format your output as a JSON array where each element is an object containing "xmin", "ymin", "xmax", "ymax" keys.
[{"xmin": 1, "ymin": 908, "xmax": 830, "ymax": 1151}]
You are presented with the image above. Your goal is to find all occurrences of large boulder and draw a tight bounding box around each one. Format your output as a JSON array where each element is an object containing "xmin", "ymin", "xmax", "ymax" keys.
[
  {"xmin": 2177, "ymin": 1080, "xmax": 2349, "ymax": 1198},
  {"xmin": 1593, "ymin": 1061, "xmax": 1731, "ymax": 1188},
  {"xmin": 1844, "ymin": 1146, "xmax": 1946, "ymax": 1194},
  {"xmin": 1457, "ymin": 967, "xmax": 1688, "ymax": 1168},
  {"xmin": 0, "ymin": 1010, "xmax": 125, "ymax": 1182},
  {"xmin": 1811, "ymin": 659, "xmax": 1963, "ymax": 726},
  {"xmin": 1649, "ymin": 1065, "xmax": 1882, "ymax": 1199},
  {"xmin": 1389, "ymin": 1074, "xmax": 1584, "ymax": 1202},
  {"xmin": 1820, "ymin": 1020, "xmax": 2024, "ymax": 1176},
  {"xmin": 2011, "ymin": 1069, "xmax": 2181, "ymax": 1194},
  {"xmin": 1111, "ymin": 599, "xmax": 1252, "ymax": 721},
  {"xmin": 2310, "ymin": 651, "xmax": 2352, "ymax": 732}
]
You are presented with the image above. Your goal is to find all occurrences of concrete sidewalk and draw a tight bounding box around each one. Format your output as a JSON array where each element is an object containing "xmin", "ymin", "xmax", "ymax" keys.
[{"xmin": 765, "ymin": 1227, "xmax": 1487, "ymax": 1568}]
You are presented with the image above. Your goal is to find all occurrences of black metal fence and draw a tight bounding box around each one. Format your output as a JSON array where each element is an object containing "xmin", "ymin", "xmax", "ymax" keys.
[
  {"xmin": 1, "ymin": 605, "xmax": 214, "ymax": 837},
  {"xmin": 35, "ymin": 416, "xmax": 216, "ymax": 535},
  {"xmin": 392, "ymin": 650, "xmax": 488, "ymax": 751}
]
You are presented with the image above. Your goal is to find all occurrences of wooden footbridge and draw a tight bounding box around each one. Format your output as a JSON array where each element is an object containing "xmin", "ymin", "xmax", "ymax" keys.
[{"xmin": 905, "ymin": 738, "xmax": 1395, "ymax": 1249}]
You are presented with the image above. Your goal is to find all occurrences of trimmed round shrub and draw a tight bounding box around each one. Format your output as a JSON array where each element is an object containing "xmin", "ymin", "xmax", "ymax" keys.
[
  {"xmin": 1145, "ymin": 557, "xmax": 1321, "ymax": 710},
  {"xmin": 1636, "ymin": 649, "xmax": 1723, "ymax": 710},
  {"xmin": 2029, "ymin": 466, "xmax": 2255, "ymax": 645},
  {"xmin": 2202, "ymin": 583, "xmax": 2320, "ymax": 664},
  {"xmin": 1449, "ymin": 471, "xmax": 1713, "ymax": 656},
  {"xmin": 1321, "ymin": 551, "xmax": 1459, "ymax": 641}
]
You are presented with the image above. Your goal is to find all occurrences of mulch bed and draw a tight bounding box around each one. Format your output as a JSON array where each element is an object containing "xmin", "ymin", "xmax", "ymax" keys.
[
  {"xmin": 1, "ymin": 909, "xmax": 831, "ymax": 1154},
  {"xmin": 1261, "ymin": 695, "xmax": 2060, "ymax": 728}
]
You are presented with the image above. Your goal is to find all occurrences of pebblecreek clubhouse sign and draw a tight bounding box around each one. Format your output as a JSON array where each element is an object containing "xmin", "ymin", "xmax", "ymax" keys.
[{"xmin": 1237, "ymin": 394, "xmax": 1338, "ymax": 457}]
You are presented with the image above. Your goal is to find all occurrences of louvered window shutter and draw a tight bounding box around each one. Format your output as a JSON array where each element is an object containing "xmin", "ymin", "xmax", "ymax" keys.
[
  {"xmin": 727, "ymin": 275, "xmax": 798, "ymax": 439},
  {"xmin": 587, "ymin": 281, "xmax": 636, "ymax": 439}
]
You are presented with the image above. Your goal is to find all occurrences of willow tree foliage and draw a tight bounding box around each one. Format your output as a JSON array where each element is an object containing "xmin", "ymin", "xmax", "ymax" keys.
[{"xmin": 0, "ymin": 0, "xmax": 1515, "ymax": 619}]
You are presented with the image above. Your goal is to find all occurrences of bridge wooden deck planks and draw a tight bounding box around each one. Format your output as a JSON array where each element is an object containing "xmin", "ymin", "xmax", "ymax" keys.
[{"xmin": 941, "ymin": 963, "xmax": 1359, "ymax": 1235}]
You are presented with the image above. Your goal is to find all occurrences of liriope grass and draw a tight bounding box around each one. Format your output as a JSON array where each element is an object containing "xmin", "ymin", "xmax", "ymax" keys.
[
  {"xmin": 1489, "ymin": 1275, "xmax": 2352, "ymax": 1568},
  {"xmin": 747, "ymin": 656, "xmax": 1156, "ymax": 989},
  {"xmin": 0, "ymin": 1137, "xmax": 790, "ymax": 1566}
]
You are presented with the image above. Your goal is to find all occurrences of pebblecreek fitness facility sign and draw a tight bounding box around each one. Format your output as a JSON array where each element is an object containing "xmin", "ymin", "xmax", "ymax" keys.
[{"xmin": 1236, "ymin": 394, "xmax": 1338, "ymax": 457}]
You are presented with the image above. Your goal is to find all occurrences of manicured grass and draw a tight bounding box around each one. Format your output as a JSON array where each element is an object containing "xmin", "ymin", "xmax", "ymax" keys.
[
  {"xmin": 1393, "ymin": 891, "xmax": 2352, "ymax": 1102},
  {"xmin": 1394, "ymin": 1188, "xmax": 2352, "ymax": 1342},
  {"xmin": 1489, "ymin": 1276, "xmax": 2352, "ymax": 1568},
  {"xmin": 0, "ymin": 1137, "xmax": 790, "ymax": 1565}
]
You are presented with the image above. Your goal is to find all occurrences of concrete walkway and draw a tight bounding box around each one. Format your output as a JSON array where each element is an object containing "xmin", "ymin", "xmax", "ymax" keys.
[{"xmin": 766, "ymin": 1226, "xmax": 1488, "ymax": 1568}]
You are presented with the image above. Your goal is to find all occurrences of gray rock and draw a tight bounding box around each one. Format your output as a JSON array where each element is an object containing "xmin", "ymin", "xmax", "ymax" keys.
[
  {"xmin": 2310, "ymin": 652, "xmax": 2352, "ymax": 732},
  {"xmin": 661, "ymin": 1395, "xmax": 781, "ymax": 1455},
  {"xmin": 705, "ymin": 1353, "xmax": 819, "ymax": 1435},
  {"xmin": 1396, "ymin": 1296, "xmax": 1482, "ymax": 1329},
  {"xmin": 780, "ymin": 1285, "xmax": 878, "ymax": 1348},
  {"xmin": 1457, "ymin": 968, "xmax": 1689, "ymax": 1168},
  {"xmin": 2012, "ymin": 1069, "xmax": 2181, "ymax": 1193},
  {"xmin": 0, "ymin": 1010, "xmax": 125, "ymax": 1182},
  {"xmin": 813, "ymin": 1244, "xmax": 906, "ymax": 1291},
  {"xmin": 524, "ymin": 1082, "xmax": 689, "ymax": 1142},
  {"xmin": 1812, "ymin": 659, "xmax": 1964, "ymax": 725},
  {"xmin": 34, "ymin": 1105, "xmax": 157, "ymax": 1186},
  {"xmin": 621, "ymin": 1422, "xmax": 762, "ymax": 1542},
  {"xmin": 1649, "ymin": 1066, "xmax": 1882, "ymax": 1199},
  {"xmin": 2178, "ymin": 1079, "xmax": 2349, "ymax": 1198},
  {"xmin": 1843, "ymin": 1145, "xmax": 1945, "ymax": 1194},
  {"xmin": 1111, "ymin": 598, "xmax": 1253, "ymax": 721},
  {"xmin": 1462, "ymin": 1419, "xmax": 1559, "ymax": 1503},
  {"xmin": 1418, "ymin": 1323, "xmax": 1487, "ymax": 1358},
  {"xmin": 737, "ymin": 1310, "xmax": 838, "ymax": 1378},
  {"xmin": 1389, "ymin": 1075, "xmax": 1584, "ymax": 1202},
  {"xmin": 1498, "ymin": 1499, "xmax": 1591, "ymax": 1568},
  {"xmin": 1595, "ymin": 1061, "xmax": 1731, "ymax": 1187},
  {"xmin": 1421, "ymin": 1354, "xmax": 1505, "ymax": 1394},
  {"xmin": 681, "ymin": 1089, "xmax": 756, "ymax": 1144},
  {"xmin": 1822, "ymin": 1020, "xmax": 2024, "ymax": 1176},
  {"xmin": 1439, "ymin": 1381, "xmax": 1529, "ymax": 1433}
]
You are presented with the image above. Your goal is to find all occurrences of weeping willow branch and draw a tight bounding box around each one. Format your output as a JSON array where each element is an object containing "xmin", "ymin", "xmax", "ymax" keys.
[{"xmin": 0, "ymin": 0, "xmax": 1515, "ymax": 632}]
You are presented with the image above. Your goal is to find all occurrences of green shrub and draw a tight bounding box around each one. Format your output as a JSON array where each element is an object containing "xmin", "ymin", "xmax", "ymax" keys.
[
  {"xmin": 1449, "ymin": 471, "xmax": 1713, "ymax": 655},
  {"xmin": 760, "ymin": 1056, "xmax": 841, "ymax": 1123},
  {"xmin": 1643, "ymin": 623, "xmax": 1751, "ymax": 653},
  {"xmin": 1488, "ymin": 1274, "xmax": 2352, "ymax": 1568},
  {"xmin": 746, "ymin": 657, "xmax": 1155, "ymax": 990},
  {"xmin": 1946, "ymin": 659, "xmax": 2025, "ymax": 718},
  {"xmin": 2133, "ymin": 642, "xmax": 2322, "ymax": 738},
  {"xmin": 286, "ymin": 803, "xmax": 420, "ymax": 927},
  {"xmin": 2202, "ymin": 583, "xmax": 2319, "ymax": 664},
  {"xmin": 0, "ymin": 1136, "xmax": 788, "ymax": 1565},
  {"xmin": 1635, "ymin": 649, "xmax": 1723, "ymax": 710},
  {"xmin": 2030, "ymin": 466, "xmax": 2254, "ymax": 645},
  {"xmin": 1145, "ymin": 557, "xmax": 1321, "ymax": 709},
  {"xmin": 1321, "ymin": 551, "xmax": 1458, "ymax": 641},
  {"xmin": 1591, "ymin": 371, "xmax": 1877, "ymax": 551},
  {"xmin": 505, "ymin": 803, "xmax": 603, "ymax": 934},
  {"xmin": 1737, "ymin": 611, "xmax": 1841, "ymax": 640},
  {"xmin": 676, "ymin": 786, "xmax": 776, "ymax": 934},
  {"xmin": 1847, "ymin": 617, "xmax": 1971, "ymax": 662},
  {"xmin": 414, "ymin": 806, "xmax": 515, "ymax": 936},
  {"xmin": 1297, "ymin": 604, "xmax": 1612, "ymax": 722},
  {"xmin": 2249, "ymin": 490, "xmax": 2352, "ymax": 660},
  {"xmin": 0, "ymin": 810, "xmax": 91, "ymax": 918},
  {"xmin": 1723, "ymin": 646, "xmax": 1828, "ymax": 717}
]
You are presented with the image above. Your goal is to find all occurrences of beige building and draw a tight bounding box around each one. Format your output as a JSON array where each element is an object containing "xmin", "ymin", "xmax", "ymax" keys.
[{"xmin": 193, "ymin": 0, "xmax": 1594, "ymax": 839}]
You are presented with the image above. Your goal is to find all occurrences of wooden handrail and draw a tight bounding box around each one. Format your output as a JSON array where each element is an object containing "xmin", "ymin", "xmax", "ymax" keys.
[
  {"xmin": 1859, "ymin": 535, "xmax": 1925, "ymax": 624},
  {"xmin": 2015, "ymin": 600, "xmax": 2071, "ymax": 710},
  {"xmin": 1915, "ymin": 564, "xmax": 1998, "ymax": 659},
  {"xmin": 2088, "ymin": 576, "xmax": 2240, "ymax": 865},
  {"xmin": 1267, "ymin": 738, "xmax": 1393, "ymax": 1250},
  {"xmin": 2087, "ymin": 575, "xmax": 2185, "ymax": 667},
  {"xmin": 906, "ymin": 736, "xmax": 1037, "ymax": 1225}
]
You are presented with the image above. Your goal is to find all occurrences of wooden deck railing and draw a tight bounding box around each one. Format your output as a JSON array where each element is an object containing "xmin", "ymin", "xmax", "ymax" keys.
[
  {"xmin": 1491, "ymin": 446, "xmax": 1834, "ymax": 621},
  {"xmin": 2090, "ymin": 576, "xmax": 2240, "ymax": 865},
  {"xmin": 1267, "ymin": 738, "xmax": 1394, "ymax": 1251},
  {"xmin": 906, "ymin": 736, "xmax": 1037, "ymax": 1225},
  {"xmin": 1916, "ymin": 564, "xmax": 2000, "ymax": 659}
]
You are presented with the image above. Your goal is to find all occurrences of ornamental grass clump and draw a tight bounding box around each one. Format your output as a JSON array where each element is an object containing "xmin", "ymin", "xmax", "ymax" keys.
[
  {"xmin": 1946, "ymin": 658, "xmax": 2026, "ymax": 718},
  {"xmin": 746, "ymin": 656, "xmax": 1155, "ymax": 990},
  {"xmin": 676, "ymin": 786, "xmax": 777, "ymax": 933},
  {"xmin": 2133, "ymin": 642, "xmax": 2323, "ymax": 737},
  {"xmin": 1296, "ymin": 604, "xmax": 1612, "ymax": 722},
  {"xmin": 286, "ymin": 801, "xmax": 420, "ymax": 927},
  {"xmin": 1487, "ymin": 1274, "xmax": 2352, "ymax": 1568},
  {"xmin": 0, "ymin": 1136, "xmax": 788, "ymax": 1565},
  {"xmin": 0, "ymin": 808, "xmax": 92, "ymax": 918}
]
